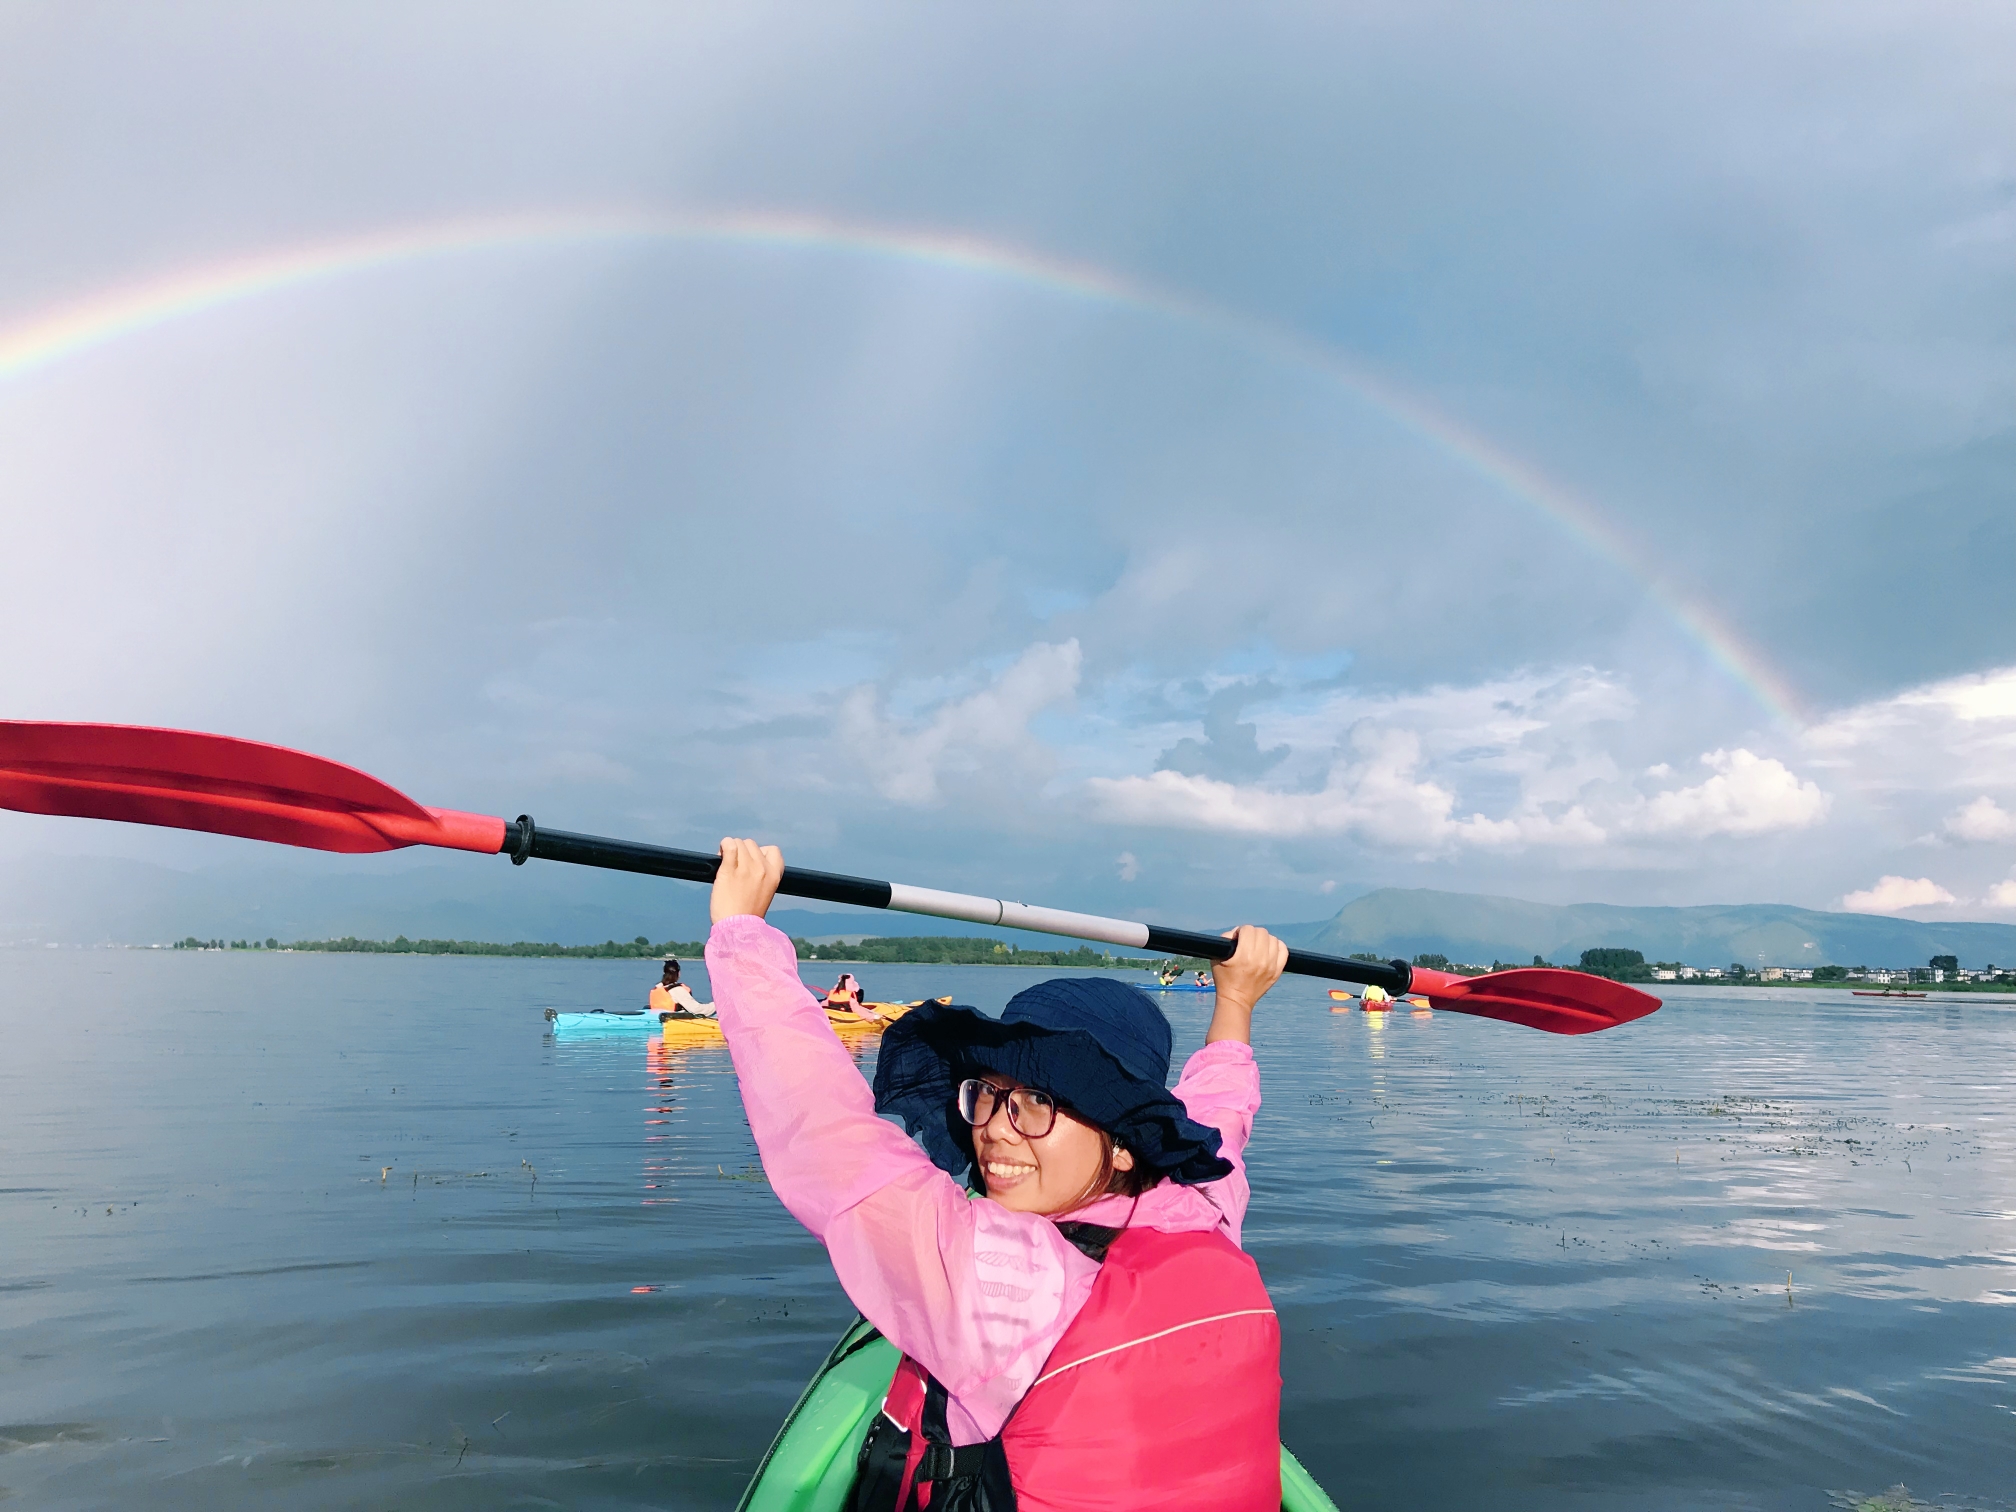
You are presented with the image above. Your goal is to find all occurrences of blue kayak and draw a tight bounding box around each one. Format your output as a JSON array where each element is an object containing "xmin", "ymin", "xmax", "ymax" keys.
[
  {"xmin": 1147, "ymin": 982, "xmax": 1215, "ymax": 993},
  {"xmin": 543, "ymin": 1007, "xmax": 667, "ymax": 1032}
]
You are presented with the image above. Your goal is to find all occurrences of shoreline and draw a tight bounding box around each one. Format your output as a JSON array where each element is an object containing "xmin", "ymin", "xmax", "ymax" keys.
[
  {"xmin": 24, "ymin": 938, "xmax": 1190, "ymax": 971},
  {"xmin": 1649, "ymin": 981, "xmax": 2016, "ymax": 1004},
  {"xmin": 14, "ymin": 944, "xmax": 2016, "ymax": 1002}
]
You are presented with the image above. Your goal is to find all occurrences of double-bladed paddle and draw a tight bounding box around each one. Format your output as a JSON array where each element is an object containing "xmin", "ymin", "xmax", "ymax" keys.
[{"xmin": 0, "ymin": 720, "xmax": 1659, "ymax": 1035}]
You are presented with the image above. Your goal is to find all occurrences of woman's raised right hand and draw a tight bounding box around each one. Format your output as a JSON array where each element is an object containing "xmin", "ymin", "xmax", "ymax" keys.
[
  {"xmin": 711, "ymin": 837, "xmax": 785, "ymax": 923},
  {"xmin": 1205, "ymin": 925, "xmax": 1289, "ymax": 1044}
]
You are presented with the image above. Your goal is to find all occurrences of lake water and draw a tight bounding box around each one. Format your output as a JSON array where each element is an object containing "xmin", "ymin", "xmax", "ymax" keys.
[{"xmin": 2, "ymin": 951, "xmax": 2012, "ymax": 1511}]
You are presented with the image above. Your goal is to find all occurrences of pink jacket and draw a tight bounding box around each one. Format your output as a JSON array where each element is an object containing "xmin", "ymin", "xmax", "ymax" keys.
[{"xmin": 706, "ymin": 915, "xmax": 1262, "ymax": 1446}]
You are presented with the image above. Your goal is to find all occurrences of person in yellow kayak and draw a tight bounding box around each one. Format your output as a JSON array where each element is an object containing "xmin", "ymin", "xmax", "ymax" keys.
[
  {"xmin": 824, "ymin": 970, "xmax": 881, "ymax": 1020},
  {"xmin": 648, "ymin": 957, "xmax": 713, "ymax": 1018},
  {"xmin": 704, "ymin": 837, "xmax": 1289, "ymax": 1510}
]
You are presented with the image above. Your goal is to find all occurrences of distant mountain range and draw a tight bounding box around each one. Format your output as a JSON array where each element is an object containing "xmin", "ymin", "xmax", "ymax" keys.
[{"xmin": 1277, "ymin": 888, "xmax": 2016, "ymax": 970}]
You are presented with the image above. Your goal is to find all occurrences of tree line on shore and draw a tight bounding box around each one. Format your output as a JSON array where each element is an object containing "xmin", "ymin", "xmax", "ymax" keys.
[
  {"xmin": 174, "ymin": 933, "xmax": 1199, "ymax": 969},
  {"xmin": 167, "ymin": 935, "xmax": 2014, "ymax": 989},
  {"xmin": 1348, "ymin": 947, "xmax": 2014, "ymax": 989},
  {"xmin": 793, "ymin": 936, "xmax": 1194, "ymax": 969},
  {"xmin": 176, "ymin": 933, "xmax": 709, "ymax": 958},
  {"xmin": 1529, "ymin": 947, "xmax": 2013, "ymax": 988}
]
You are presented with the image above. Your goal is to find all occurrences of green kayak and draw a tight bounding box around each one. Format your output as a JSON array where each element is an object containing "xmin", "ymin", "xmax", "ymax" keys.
[{"xmin": 737, "ymin": 1318, "xmax": 1340, "ymax": 1511}]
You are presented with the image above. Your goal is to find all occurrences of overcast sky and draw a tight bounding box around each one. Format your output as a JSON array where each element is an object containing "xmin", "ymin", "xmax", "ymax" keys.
[{"xmin": 2, "ymin": 3, "xmax": 2013, "ymax": 930}]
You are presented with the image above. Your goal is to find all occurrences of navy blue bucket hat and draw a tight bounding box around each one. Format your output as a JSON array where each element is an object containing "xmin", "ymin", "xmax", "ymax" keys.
[{"xmin": 872, "ymin": 976, "xmax": 1231, "ymax": 1187}]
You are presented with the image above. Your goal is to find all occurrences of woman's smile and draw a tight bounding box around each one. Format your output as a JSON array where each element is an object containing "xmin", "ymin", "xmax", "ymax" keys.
[{"xmin": 969, "ymin": 1075, "xmax": 1131, "ymax": 1215}]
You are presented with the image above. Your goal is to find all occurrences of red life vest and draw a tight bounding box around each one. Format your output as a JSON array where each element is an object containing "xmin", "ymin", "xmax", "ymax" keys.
[{"xmin": 854, "ymin": 1225, "xmax": 1281, "ymax": 1511}]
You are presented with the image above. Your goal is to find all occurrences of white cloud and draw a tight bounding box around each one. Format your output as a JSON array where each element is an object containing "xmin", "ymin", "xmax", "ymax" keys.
[
  {"xmin": 1806, "ymin": 666, "xmax": 2016, "ymax": 791},
  {"xmin": 1319, "ymin": 879, "xmax": 1337, "ymax": 895},
  {"xmin": 1089, "ymin": 681, "xmax": 1829, "ymax": 854},
  {"xmin": 1620, "ymin": 749, "xmax": 1830, "ymax": 838},
  {"xmin": 837, "ymin": 640, "xmax": 1082, "ymax": 805},
  {"xmin": 1088, "ymin": 665, "xmax": 1633, "ymax": 853},
  {"xmin": 1945, "ymin": 796, "xmax": 2016, "ymax": 843},
  {"xmin": 1088, "ymin": 722, "xmax": 1607, "ymax": 849},
  {"xmin": 1116, "ymin": 851, "xmax": 1139, "ymax": 882},
  {"xmin": 1096, "ymin": 741, "xmax": 1830, "ymax": 850},
  {"xmin": 1789, "ymin": 666, "xmax": 2016, "ymax": 900},
  {"xmin": 1841, "ymin": 875, "xmax": 1959, "ymax": 914},
  {"xmin": 1987, "ymin": 878, "xmax": 2016, "ymax": 911},
  {"xmin": 1908, "ymin": 669, "xmax": 2016, "ymax": 724}
]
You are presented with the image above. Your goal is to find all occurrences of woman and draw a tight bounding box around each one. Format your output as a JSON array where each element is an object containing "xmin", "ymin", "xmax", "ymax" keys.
[
  {"xmin": 706, "ymin": 838, "xmax": 1288, "ymax": 1511},
  {"xmin": 826, "ymin": 970, "xmax": 880, "ymax": 1019},
  {"xmin": 648, "ymin": 957, "xmax": 714, "ymax": 1018}
]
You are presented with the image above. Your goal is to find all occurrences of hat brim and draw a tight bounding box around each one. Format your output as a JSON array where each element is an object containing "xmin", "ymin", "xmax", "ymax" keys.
[{"xmin": 872, "ymin": 1002, "xmax": 1231, "ymax": 1187}]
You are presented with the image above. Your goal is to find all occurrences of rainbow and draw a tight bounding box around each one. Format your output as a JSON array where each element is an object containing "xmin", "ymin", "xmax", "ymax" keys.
[{"xmin": 0, "ymin": 206, "xmax": 1805, "ymax": 726}]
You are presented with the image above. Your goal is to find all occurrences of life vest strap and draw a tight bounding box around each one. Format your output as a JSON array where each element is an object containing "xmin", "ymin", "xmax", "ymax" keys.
[
  {"xmin": 1050, "ymin": 1221, "xmax": 1124, "ymax": 1262},
  {"xmin": 916, "ymin": 1441, "xmax": 991, "ymax": 1483}
]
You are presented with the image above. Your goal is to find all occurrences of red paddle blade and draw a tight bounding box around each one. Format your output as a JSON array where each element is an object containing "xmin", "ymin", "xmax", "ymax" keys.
[
  {"xmin": 1408, "ymin": 965, "xmax": 1660, "ymax": 1035},
  {"xmin": 0, "ymin": 722, "xmax": 505, "ymax": 856}
]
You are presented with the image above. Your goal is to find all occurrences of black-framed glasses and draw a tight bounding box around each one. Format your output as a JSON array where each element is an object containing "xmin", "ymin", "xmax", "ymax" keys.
[{"xmin": 956, "ymin": 1078, "xmax": 1058, "ymax": 1139}]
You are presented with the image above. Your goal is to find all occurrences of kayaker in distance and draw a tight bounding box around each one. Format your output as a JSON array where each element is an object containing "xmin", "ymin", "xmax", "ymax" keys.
[
  {"xmin": 705, "ymin": 837, "xmax": 1288, "ymax": 1510},
  {"xmin": 825, "ymin": 970, "xmax": 881, "ymax": 1019},
  {"xmin": 648, "ymin": 957, "xmax": 714, "ymax": 1018}
]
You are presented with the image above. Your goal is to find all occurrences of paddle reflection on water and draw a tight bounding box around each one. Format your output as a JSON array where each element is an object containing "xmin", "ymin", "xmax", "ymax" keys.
[
  {"xmin": 635, "ymin": 1030, "xmax": 878, "ymax": 1209},
  {"xmin": 642, "ymin": 1036, "xmax": 698, "ymax": 1207}
]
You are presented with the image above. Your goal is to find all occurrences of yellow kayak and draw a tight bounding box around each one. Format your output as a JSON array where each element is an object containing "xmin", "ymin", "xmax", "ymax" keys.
[{"xmin": 661, "ymin": 997, "xmax": 947, "ymax": 1047}]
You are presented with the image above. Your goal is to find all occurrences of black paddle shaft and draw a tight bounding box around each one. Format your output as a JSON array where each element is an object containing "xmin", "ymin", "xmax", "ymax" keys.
[
  {"xmin": 499, "ymin": 817, "xmax": 1415, "ymax": 994},
  {"xmin": 1145, "ymin": 925, "xmax": 1412, "ymax": 994},
  {"xmin": 504, "ymin": 816, "xmax": 890, "ymax": 907}
]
